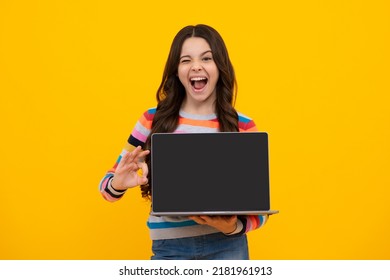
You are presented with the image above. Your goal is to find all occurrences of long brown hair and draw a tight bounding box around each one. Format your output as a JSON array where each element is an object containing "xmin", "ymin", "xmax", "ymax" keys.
[{"xmin": 141, "ymin": 24, "xmax": 239, "ymax": 199}]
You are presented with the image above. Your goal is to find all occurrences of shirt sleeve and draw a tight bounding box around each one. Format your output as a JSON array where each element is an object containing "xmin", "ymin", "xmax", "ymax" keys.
[
  {"xmin": 238, "ymin": 112, "xmax": 258, "ymax": 132},
  {"xmin": 240, "ymin": 214, "xmax": 269, "ymax": 234}
]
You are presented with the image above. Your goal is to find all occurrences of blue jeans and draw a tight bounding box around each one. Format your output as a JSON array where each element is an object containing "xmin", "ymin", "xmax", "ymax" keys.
[{"xmin": 151, "ymin": 232, "xmax": 249, "ymax": 260}]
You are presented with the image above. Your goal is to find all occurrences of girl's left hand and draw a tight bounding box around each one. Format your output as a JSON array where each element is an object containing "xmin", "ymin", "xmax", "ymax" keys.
[{"xmin": 189, "ymin": 215, "xmax": 238, "ymax": 234}]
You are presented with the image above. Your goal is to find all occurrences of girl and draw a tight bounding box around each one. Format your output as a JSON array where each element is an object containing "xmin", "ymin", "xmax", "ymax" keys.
[{"xmin": 99, "ymin": 24, "xmax": 269, "ymax": 260}]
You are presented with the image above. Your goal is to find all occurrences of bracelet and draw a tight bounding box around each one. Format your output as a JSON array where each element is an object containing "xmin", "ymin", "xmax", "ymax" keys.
[
  {"xmin": 224, "ymin": 223, "xmax": 238, "ymax": 235},
  {"xmin": 108, "ymin": 178, "xmax": 126, "ymax": 194},
  {"xmin": 224, "ymin": 219, "xmax": 244, "ymax": 235}
]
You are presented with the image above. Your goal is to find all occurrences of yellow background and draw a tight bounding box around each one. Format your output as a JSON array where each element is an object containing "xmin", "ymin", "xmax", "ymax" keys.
[{"xmin": 1, "ymin": 0, "xmax": 389, "ymax": 259}]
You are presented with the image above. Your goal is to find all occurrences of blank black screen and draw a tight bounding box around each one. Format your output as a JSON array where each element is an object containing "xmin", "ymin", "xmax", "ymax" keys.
[{"xmin": 151, "ymin": 132, "xmax": 270, "ymax": 213}]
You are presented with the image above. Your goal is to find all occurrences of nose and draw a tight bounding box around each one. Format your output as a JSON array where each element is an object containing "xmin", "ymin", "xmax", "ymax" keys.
[{"xmin": 191, "ymin": 62, "xmax": 202, "ymax": 72}]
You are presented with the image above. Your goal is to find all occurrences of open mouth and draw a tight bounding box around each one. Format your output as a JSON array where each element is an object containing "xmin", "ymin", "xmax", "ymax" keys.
[{"xmin": 190, "ymin": 76, "xmax": 208, "ymax": 91}]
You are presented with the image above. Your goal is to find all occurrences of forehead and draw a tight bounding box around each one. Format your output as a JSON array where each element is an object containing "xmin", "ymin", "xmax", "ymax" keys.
[{"xmin": 180, "ymin": 37, "xmax": 211, "ymax": 55}]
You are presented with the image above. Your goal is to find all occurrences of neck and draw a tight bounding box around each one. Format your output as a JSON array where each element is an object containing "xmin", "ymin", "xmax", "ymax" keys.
[{"xmin": 181, "ymin": 98, "xmax": 216, "ymax": 115}]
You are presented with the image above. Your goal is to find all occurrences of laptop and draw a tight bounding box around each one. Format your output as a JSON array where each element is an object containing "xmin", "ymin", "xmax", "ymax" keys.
[{"xmin": 150, "ymin": 132, "xmax": 278, "ymax": 216}]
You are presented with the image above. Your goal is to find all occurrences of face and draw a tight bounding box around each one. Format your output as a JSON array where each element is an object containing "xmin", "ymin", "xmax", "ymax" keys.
[{"xmin": 177, "ymin": 37, "xmax": 219, "ymax": 111}]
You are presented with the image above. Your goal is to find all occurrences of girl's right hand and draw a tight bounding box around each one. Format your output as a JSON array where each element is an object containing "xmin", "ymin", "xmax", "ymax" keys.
[{"xmin": 111, "ymin": 146, "xmax": 150, "ymax": 191}]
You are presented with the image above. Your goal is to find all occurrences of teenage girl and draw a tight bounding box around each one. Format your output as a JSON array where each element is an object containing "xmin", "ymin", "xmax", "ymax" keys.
[{"xmin": 99, "ymin": 24, "xmax": 270, "ymax": 260}]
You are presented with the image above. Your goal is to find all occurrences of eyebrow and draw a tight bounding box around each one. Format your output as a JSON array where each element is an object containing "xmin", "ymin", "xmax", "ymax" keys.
[{"xmin": 179, "ymin": 50, "xmax": 212, "ymax": 60}]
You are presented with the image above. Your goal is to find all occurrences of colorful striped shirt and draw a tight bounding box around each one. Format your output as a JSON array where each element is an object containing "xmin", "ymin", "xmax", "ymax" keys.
[{"xmin": 99, "ymin": 108, "xmax": 268, "ymax": 240}]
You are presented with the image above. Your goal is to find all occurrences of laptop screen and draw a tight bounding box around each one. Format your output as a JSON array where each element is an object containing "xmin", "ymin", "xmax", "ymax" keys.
[{"xmin": 150, "ymin": 132, "xmax": 270, "ymax": 215}]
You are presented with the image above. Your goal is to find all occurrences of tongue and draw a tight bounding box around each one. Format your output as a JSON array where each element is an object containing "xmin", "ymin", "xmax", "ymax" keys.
[{"xmin": 194, "ymin": 80, "xmax": 207, "ymax": 90}]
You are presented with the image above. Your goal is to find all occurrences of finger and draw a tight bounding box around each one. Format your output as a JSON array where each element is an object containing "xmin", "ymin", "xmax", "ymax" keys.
[
  {"xmin": 136, "ymin": 149, "xmax": 150, "ymax": 162},
  {"xmin": 199, "ymin": 215, "xmax": 215, "ymax": 223},
  {"xmin": 116, "ymin": 151, "xmax": 129, "ymax": 169},
  {"xmin": 118, "ymin": 149, "xmax": 138, "ymax": 169},
  {"xmin": 118, "ymin": 146, "xmax": 150, "ymax": 166},
  {"xmin": 138, "ymin": 162, "xmax": 149, "ymax": 177},
  {"xmin": 126, "ymin": 146, "xmax": 143, "ymax": 163},
  {"xmin": 129, "ymin": 148, "xmax": 150, "ymax": 168},
  {"xmin": 225, "ymin": 215, "xmax": 237, "ymax": 223},
  {"xmin": 116, "ymin": 153, "xmax": 134, "ymax": 174},
  {"xmin": 117, "ymin": 163, "xmax": 138, "ymax": 175},
  {"xmin": 137, "ymin": 175, "xmax": 148, "ymax": 186},
  {"xmin": 127, "ymin": 162, "xmax": 139, "ymax": 172},
  {"xmin": 189, "ymin": 216, "xmax": 207, "ymax": 224}
]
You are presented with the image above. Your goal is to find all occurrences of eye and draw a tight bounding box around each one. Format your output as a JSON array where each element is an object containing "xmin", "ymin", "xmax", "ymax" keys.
[
  {"xmin": 180, "ymin": 59, "xmax": 190, "ymax": 64},
  {"xmin": 202, "ymin": 56, "xmax": 213, "ymax": 62}
]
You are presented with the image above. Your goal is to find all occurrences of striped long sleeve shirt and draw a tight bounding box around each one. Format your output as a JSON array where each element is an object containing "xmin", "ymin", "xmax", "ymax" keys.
[{"xmin": 99, "ymin": 108, "xmax": 268, "ymax": 240}]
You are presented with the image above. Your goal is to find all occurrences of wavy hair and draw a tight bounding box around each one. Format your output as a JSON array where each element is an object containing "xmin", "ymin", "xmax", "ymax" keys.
[{"xmin": 141, "ymin": 24, "xmax": 239, "ymax": 199}]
